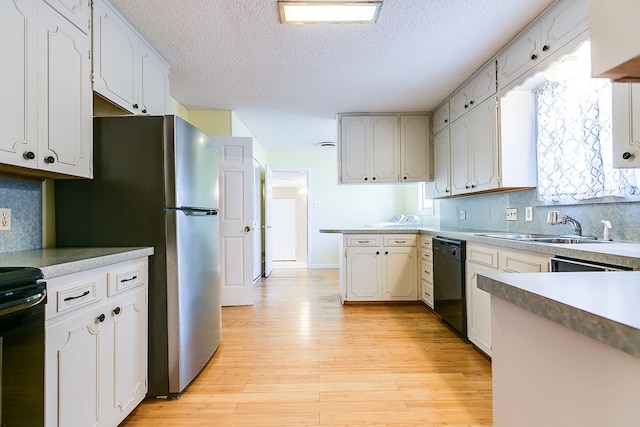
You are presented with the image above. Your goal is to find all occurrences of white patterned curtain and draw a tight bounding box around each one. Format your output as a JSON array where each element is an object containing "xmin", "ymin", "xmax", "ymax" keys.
[{"xmin": 536, "ymin": 78, "xmax": 640, "ymax": 202}]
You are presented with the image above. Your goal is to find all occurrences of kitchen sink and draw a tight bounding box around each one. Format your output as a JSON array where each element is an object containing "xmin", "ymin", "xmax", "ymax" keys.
[{"xmin": 476, "ymin": 233, "xmax": 611, "ymax": 244}]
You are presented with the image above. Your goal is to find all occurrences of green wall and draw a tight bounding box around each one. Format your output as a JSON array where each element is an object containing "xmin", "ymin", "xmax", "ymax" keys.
[{"xmin": 266, "ymin": 150, "xmax": 416, "ymax": 266}]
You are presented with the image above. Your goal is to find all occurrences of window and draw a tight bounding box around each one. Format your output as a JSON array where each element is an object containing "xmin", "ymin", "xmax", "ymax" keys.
[
  {"xmin": 535, "ymin": 47, "xmax": 640, "ymax": 202},
  {"xmin": 418, "ymin": 183, "xmax": 434, "ymax": 215}
]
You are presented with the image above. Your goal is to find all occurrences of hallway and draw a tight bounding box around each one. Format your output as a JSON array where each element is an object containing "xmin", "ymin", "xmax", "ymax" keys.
[{"xmin": 121, "ymin": 268, "xmax": 492, "ymax": 426}]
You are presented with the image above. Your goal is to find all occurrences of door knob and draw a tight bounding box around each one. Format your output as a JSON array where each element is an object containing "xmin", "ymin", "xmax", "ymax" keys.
[{"xmin": 244, "ymin": 226, "xmax": 251, "ymax": 232}]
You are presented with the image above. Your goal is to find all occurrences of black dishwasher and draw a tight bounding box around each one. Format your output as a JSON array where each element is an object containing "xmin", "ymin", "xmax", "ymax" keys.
[{"xmin": 432, "ymin": 237, "xmax": 467, "ymax": 339}]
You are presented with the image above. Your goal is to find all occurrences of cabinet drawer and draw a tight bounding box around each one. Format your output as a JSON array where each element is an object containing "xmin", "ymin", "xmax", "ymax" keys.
[
  {"xmin": 467, "ymin": 245, "xmax": 499, "ymax": 269},
  {"xmin": 49, "ymin": 275, "xmax": 106, "ymax": 319},
  {"xmin": 501, "ymin": 254, "xmax": 547, "ymax": 273},
  {"xmin": 422, "ymin": 279, "xmax": 434, "ymax": 307},
  {"xmin": 383, "ymin": 235, "xmax": 416, "ymax": 247},
  {"xmin": 421, "ymin": 261, "xmax": 433, "ymax": 282},
  {"xmin": 108, "ymin": 261, "xmax": 146, "ymax": 296},
  {"xmin": 346, "ymin": 235, "xmax": 382, "ymax": 247},
  {"xmin": 420, "ymin": 236, "xmax": 432, "ymax": 250},
  {"xmin": 421, "ymin": 249, "xmax": 432, "ymax": 263}
]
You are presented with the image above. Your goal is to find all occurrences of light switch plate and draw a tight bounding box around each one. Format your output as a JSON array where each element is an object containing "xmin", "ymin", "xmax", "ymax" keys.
[
  {"xmin": 0, "ymin": 208, "xmax": 11, "ymax": 231},
  {"xmin": 459, "ymin": 210, "xmax": 466, "ymax": 220},
  {"xmin": 525, "ymin": 206, "xmax": 533, "ymax": 221},
  {"xmin": 506, "ymin": 208, "xmax": 518, "ymax": 221}
]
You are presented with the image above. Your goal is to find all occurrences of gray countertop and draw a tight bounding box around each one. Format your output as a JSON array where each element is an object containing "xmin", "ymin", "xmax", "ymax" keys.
[
  {"xmin": 0, "ymin": 247, "xmax": 154, "ymax": 279},
  {"xmin": 320, "ymin": 226, "xmax": 640, "ymax": 269},
  {"xmin": 477, "ymin": 271, "xmax": 640, "ymax": 358}
]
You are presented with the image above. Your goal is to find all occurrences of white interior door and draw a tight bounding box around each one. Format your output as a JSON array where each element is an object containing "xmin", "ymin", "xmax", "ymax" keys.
[
  {"xmin": 215, "ymin": 136, "xmax": 254, "ymax": 306},
  {"xmin": 273, "ymin": 198, "xmax": 296, "ymax": 260},
  {"xmin": 264, "ymin": 166, "xmax": 274, "ymax": 277},
  {"xmin": 252, "ymin": 159, "xmax": 262, "ymax": 281}
]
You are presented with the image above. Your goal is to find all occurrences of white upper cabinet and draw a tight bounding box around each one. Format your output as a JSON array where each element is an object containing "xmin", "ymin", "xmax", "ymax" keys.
[
  {"xmin": 0, "ymin": 0, "xmax": 39, "ymax": 170},
  {"xmin": 612, "ymin": 83, "xmax": 640, "ymax": 168},
  {"xmin": 339, "ymin": 114, "xmax": 431, "ymax": 184},
  {"xmin": 432, "ymin": 102, "xmax": 449, "ymax": 134},
  {"xmin": 450, "ymin": 61, "xmax": 497, "ymax": 123},
  {"xmin": 37, "ymin": 0, "xmax": 93, "ymax": 177},
  {"xmin": 43, "ymin": 0, "xmax": 91, "ymax": 33},
  {"xmin": 400, "ymin": 115, "xmax": 431, "ymax": 182},
  {"xmin": 590, "ymin": 0, "xmax": 640, "ymax": 81},
  {"xmin": 498, "ymin": 0, "xmax": 588, "ymax": 90},
  {"xmin": 0, "ymin": 0, "xmax": 92, "ymax": 178},
  {"xmin": 93, "ymin": 0, "xmax": 169, "ymax": 115},
  {"xmin": 429, "ymin": 128, "xmax": 451, "ymax": 197},
  {"xmin": 450, "ymin": 98, "xmax": 499, "ymax": 195},
  {"xmin": 339, "ymin": 115, "xmax": 398, "ymax": 183}
]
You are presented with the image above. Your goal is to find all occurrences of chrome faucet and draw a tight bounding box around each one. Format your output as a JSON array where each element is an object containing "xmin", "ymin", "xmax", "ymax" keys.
[{"xmin": 547, "ymin": 210, "xmax": 582, "ymax": 236}]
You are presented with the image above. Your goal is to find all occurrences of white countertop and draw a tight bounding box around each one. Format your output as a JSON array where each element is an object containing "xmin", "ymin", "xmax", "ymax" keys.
[
  {"xmin": 478, "ymin": 271, "xmax": 640, "ymax": 358},
  {"xmin": 0, "ymin": 247, "xmax": 154, "ymax": 279}
]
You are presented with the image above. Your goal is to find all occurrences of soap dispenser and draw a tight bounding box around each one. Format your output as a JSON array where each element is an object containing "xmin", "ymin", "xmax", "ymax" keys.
[{"xmin": 601, "ymin": 220, "xmax": 612, "ymax": 241}]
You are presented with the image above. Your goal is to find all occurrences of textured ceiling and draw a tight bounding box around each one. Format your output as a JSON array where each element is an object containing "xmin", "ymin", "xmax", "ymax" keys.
[{"xmin": 108, "ymin": 0, "xmax": 556, "ymax": 151}]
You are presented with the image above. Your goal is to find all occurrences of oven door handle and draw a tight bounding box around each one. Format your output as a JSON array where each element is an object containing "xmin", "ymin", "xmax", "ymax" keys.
[{"xmin": 0, "ymin": 290, "xmax": 47, "ymax": 317}]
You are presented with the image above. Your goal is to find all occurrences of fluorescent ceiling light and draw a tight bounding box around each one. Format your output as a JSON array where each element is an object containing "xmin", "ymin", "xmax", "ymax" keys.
[{"xmin": 278, "ymin": 1, "xmax": 382, "ymax": 24}]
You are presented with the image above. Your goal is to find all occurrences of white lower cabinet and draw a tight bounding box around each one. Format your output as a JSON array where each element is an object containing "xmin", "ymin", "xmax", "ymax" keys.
[
  {"xmin": 419, "ymin": 236, "xmax": 434, "ymax": 308},
  {"xmin": 342, "ymin": 234, "xmax": 418, "ymax": 302},
  {"xmin": 45, "ymin": 258, "xmax": 148, "ymax": 427},
  {"xmin": 466, "ymin": 243, "xmax": 548, "ymax": 356}
]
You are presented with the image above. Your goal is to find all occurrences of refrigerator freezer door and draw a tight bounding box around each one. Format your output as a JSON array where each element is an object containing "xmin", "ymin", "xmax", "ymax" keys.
[{"xmin": 165, "ymin": 116, "xmax": 219, "ymax": 210}]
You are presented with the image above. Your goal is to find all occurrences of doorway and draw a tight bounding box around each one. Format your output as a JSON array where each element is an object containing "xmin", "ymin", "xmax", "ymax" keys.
[{"xmin": 268, "ymin": 169, "xmax": 309, "ymax": 269}]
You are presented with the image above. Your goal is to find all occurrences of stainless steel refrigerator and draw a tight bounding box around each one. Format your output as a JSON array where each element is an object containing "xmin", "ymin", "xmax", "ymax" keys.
[{"xmin": 55, "ymin": 115, "xmax": 221, "ymax": 398}]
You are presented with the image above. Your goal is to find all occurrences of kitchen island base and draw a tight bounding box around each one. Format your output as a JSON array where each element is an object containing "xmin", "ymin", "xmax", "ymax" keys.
[{"xmin": 491, "ymin": 296, "xmax": 640, "ymax": 427}]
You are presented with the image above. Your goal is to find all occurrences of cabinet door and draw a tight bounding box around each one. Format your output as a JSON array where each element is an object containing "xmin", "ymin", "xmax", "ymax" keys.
[
  {"xmin": 0, "ymin": 0, "xmax": 38, "ymax": 170},
  {"xmin": 382, "ymin": 247, "xmax": 417, "ymax": 301},
  {"xmin": 139, "ymin": 42, "xmax": 169, "ymax": 115},
  {"xmin": 540, "ymin": 0, "xmax": 588, "ymax": 58},
  {"xmin": 469, "ymin": 99, "xmax": 499, "ymax": 192},
  {"xmin": 400, "ymin": 115, "xmax": 431, "ymax": 182},
  {"xmin": 370, "ymin": 116, "xmax": 399, "ymax": 182},
  {"xmin": 430, "ymin": 128, "xmax": 450, "ymax": 197},
  {"xmin": 466, "ymin": 263, "xmax": 493, "ymax": 356},
  {"xmin": 38, "ymin": 2, "xmax": 92, "ymax": 178},
  {"xmin": 590, "ymin": 0, "xmax": 640, "ymax": 79},
  {"xmin": 43, "ymin": 0, "xmax": 91, "ymax": 34},
  {"xmin": 92, "ymin": 0, "xmax": 139, "ymax": 112},
  {"xmin": 340, "ymin": 116, "xmax": 369, "ymax": 183},
  {"xmin": 497, "ymin": 25, "xmax": 541, "ymax": 90},
  {"xmin": 45, "ymin": 309, "xmax": 107, "ymax": 427},
  {"xmin": 345, "ymin": 247, "xmax": 383, "ymax": 301},
  {"xmin": 469, "ymin": 62, "xmax": 497, "ymax": 107},
  {"xmin": 432, "ymin": 102, "xmax": 449, "ymax": 134},
  {"xmin": 612, "ymin": 83, "xmax": 640, "ymax": 168},
  {"xmin": 449, "ymin": 88, "xmax": 469, "ymax": 123},
  {"xmin": 449, "ymin": 118, "xmax": 470, "ymax": 195},
  {"xmin": 108, "ymin": 288, "xmax": 148, "ymax": 426}
]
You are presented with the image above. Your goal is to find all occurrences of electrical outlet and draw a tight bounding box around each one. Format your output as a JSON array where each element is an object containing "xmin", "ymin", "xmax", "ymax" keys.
[
  {"xmin": 525, "ymin": 206, "xmax": 533, "ymax": 222},
  {"xmin": 459, "ymin": 210, "xmax": 466, "ymax": 220},
  {"xmin": 0, "ymin": 208, "xmax": 11, "ymax": 231},
  {"xmin": 506, "ymin": 208, "xmax": 518, "ymax": 221}
]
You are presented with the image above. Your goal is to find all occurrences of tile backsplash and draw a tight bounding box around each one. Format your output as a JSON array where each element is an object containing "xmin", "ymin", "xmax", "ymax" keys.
[
  {"xmin": 0, "ymin": 177, "xmax": 42, "ymax": 252},
  {"xmin": 439, "ymin": 189, "xmax": 640, "ymax": 242}
]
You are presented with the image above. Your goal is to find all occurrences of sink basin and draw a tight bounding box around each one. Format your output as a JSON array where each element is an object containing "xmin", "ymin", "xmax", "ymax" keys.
[{"xmin": 476, "ymin": 233, "xmax": 611, "ymax": 244}]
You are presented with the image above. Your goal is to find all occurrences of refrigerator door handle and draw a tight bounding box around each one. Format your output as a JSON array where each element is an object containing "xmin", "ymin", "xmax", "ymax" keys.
[{"xmin": 165, "ymin": 207, "xmax": 218, "ymax": 216}]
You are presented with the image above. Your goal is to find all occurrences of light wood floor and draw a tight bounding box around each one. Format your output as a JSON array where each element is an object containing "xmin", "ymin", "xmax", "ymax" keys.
[{"xmin": 120, "ymin": 268, "xmax": 492, "ymax": 426}]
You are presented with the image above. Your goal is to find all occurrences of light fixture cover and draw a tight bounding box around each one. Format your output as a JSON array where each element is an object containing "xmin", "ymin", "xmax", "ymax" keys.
[{"xmin": 278, "ymin": 1, "xmax": 382, "ymax": 24}]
